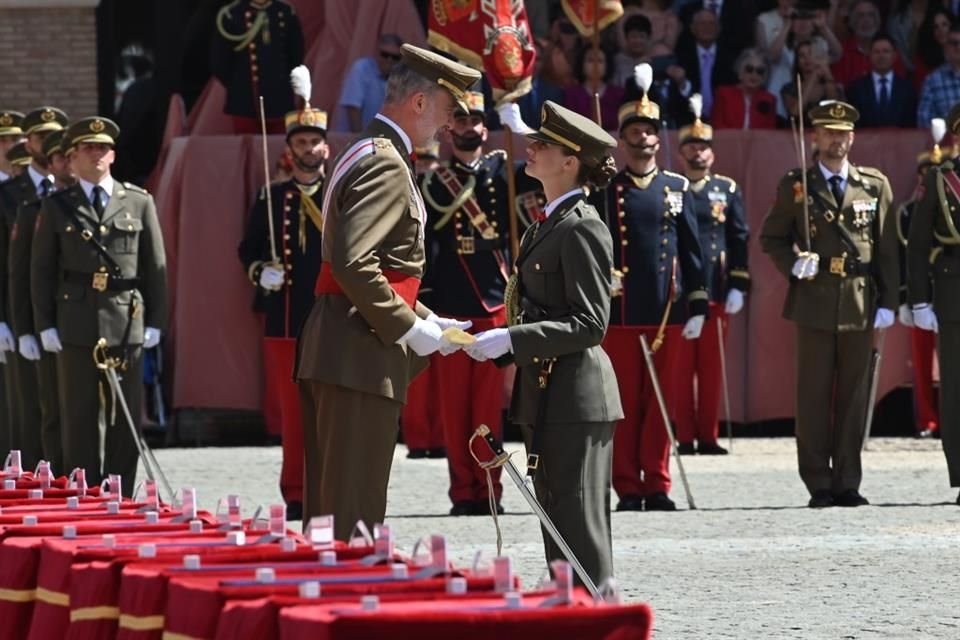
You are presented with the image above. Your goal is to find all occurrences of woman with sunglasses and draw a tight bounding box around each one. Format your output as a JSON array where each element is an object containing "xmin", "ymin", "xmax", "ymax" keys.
[
  {"xmin": 712, "ymin": 47, "xmax": 779, "ymax": 129},
  {"xmin": 464, "ymin": 101, "xmax": 623, "ymax": 587}
]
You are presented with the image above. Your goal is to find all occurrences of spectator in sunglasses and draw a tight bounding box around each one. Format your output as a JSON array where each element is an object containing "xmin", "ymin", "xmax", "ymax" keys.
[
  {"xmin": 334, "ymin": 33, "xmax": 404, "ymax": 132},
  {"xmin": 711, "ymin": 47, "xmax": 778, "ymax": 128}
]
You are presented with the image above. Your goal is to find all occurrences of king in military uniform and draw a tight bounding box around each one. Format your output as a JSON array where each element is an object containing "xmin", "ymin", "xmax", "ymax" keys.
[
  {"xmin": 673, "ymin": 96, "xmax": 750, "ymax": 456},
  {"xmin": 32, "ymin": 116, "xmax": 167, "ymax": 492},
  {"xmin": 602, "ymin": 71, "xmax": 709, "ymax": 513},
  {"xmin": 907, "ymin": 103, "xmax": 960, "ymax": 506},
  {"xmin": 761, "ymin": 100, "xmax": 898, "ymax": 508},
  {"xmin": 419, "ymin": 90, "xmax": 510, "ymax": 515},
  {"xmin": 211, "ymin": 0, "xmax": 306, "ymax": 133},
  {"xmin": 238, "ymin": 79, "xmax": 328, "ymax": 520}
]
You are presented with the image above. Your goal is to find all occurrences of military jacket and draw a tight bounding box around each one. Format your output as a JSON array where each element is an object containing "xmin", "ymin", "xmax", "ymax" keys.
[
  {"xmin": 210, "ymin": 0, "xmax": 305, "ymax": 118},
  {"xmin": 505, "ymin": 194, "xmax": 624, "ymax": 425},
  {"xmin": 760, "ymin": 163, "xmax": 898, "ymax": 332},
  {"xmin": 238, "ymin": 178, "xmax": 323, "ymax": 337},
  {"xmin": 896, "ymin": 194, "xmax": 917, "ymax": 306},
  {"xmin": 9, "ymin": 196, "xmax": 45, "ymax": 337},
  {"xmin": 0, "ymin": 174, "xmax": 38, "ymax": 326},
  {"xmin": 31, "ymin": 181, "xmax": 168, "ymax": 347},
  {"xmin": 420, "ymin": 151, "xmax": 511, "ymax": 318},
  {"xmin": 602, "ymin": 168, "xmax": 709, "ymax": 326},
  {"xmin": 908, "ymin": 160, "xmax": 960, "ymax": 321},
  {"xmin": 686, "ymin": 173, "xmax": 750, "ymax": 302}
]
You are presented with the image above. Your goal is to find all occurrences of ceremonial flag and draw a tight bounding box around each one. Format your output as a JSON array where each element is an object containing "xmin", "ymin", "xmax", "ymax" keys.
[{"xmin": 561, "ymin": 0, "xmax": 624, "ymax": 36}]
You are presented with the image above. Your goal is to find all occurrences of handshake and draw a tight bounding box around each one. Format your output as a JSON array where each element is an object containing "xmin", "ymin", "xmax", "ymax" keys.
[{"xmin": 399, "ymin": 314, "xmax": 513, "ymax": 361}]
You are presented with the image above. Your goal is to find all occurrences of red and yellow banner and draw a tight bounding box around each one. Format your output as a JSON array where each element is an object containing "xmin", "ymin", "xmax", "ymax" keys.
[
  {"xmin": 561, "ymin": 0, "xmax": 624, "ymax": 36},
  {"xmin": 428, "ymin": 0, "xmax": 536, "ymax": 105}
]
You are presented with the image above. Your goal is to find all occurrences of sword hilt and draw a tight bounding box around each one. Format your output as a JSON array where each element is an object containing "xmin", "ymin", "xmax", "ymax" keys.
[{"xmin": 474, "ymin": 424, "xmax": 505, "ymax": 457}]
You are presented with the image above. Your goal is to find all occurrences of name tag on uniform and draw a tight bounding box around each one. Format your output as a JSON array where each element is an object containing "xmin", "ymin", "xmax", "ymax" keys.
[{"xmin": 665, "ymin": 191, "xmax": 684, "ymax": 216}]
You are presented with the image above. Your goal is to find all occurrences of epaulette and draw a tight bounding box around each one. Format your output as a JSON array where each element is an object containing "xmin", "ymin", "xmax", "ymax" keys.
[
  {"xmin": 122, "ymin": 181, "xmax": 148, "ymax": 195},
  {"xmin": 662, "ymin": 170, "xmax": 689, "ymax": 190},
  {"xmin": 373, "ymin": 138, "xmax": 393, "ymax": 152},
  {"xmin": 713, "ymin": 174, "xmax": 737, "ymax": 193},
  {"xmin": 483, "ymin": 149, "xmax": 507, "ymax": 162},
  {"xmin": 854, "ymin": 165, "xmax": 886, "ymax": 178}
]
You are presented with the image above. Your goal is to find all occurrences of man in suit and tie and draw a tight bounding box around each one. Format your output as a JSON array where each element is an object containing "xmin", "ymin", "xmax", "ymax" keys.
[
  {"xmin": 846, "ymin": 34, "xmax": 916, "ymax": 128},
  {"xmin": 676, "ymin": 9, "xmax": 738, "ymax": 120},
  {"xmin": 678, "ymin": 0, "xmax": 758, "ymax": 59}
]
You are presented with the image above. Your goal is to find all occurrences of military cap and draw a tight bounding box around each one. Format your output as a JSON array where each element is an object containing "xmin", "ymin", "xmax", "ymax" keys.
[
  {"xmin": 22, "ymin": 107, "xmax": 68, "ymax": 135},
  {"xmin": 414, "ymin": 140, "xmax": 440, "ymax": 160},
  {"xmin": 455, "ymin": 91, "xmax": 485, "ymax": 117},
  {"xmin": 808, "ymin": 100, "xmax": 859, "ymax": 131},
  {"xmin": 0, "ymin": 111, "xmax": 24, "ymax": 137},
  {"xmin": 399, "ymin": 44, "xmax": 481, "ymax": 112},
  {"xmin": 5, "ymin": 141, "xmax": 31, "ymax": 166},
  {"xmin": 679, "ymin": 94, "xmax": 712, "ymax": 145},
  {"xmin": 41, "ymin": 130, "xmax": 66, "ymax": 158},
  {"xmin": 284, "ymin": 108, "xmax": 328, "ymax": 138},
  {"xmin": 65, "ymin": 116, "xmax": 120, "ymax": 149},
  {"xmin": 527, "ymin": 101, "xmax": 616, "ymax": 166}
]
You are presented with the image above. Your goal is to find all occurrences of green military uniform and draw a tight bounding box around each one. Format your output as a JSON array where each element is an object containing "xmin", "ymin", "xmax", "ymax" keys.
[
  {"xmin": 0, "ymin": 107, "xmax": 66, "ymax": 468},
  {"xmin": 31, "ymin": 117, "xmax": 167, "ymax": 491},
  {"xmin": 906, "ymin": 104, "xmax": 960, "ymax": 502},
  {"xmin": 295, "ymin": 45, "xmax": 480, "ymax": 540},
  {"xmin": 492, "ymin": 102, "xmax": 624, "ymax": 586},
  {"xmin": 760, "ymin": 101, "xmax": 899, "ymax": 505}
]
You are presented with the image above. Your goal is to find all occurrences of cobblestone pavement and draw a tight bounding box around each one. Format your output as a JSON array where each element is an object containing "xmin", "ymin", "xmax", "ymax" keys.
[{"xmin": 140, "ymin": 437, "xmax": 960, "ymax": 639}]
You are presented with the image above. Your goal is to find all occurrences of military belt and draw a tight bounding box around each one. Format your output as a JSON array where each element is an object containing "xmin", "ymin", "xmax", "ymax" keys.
[
  {"xmin": 823, "ymin": 257, "xmax": 871, "ymax": 278},
  {"xmin": 63, "ymin": 270, "xmax": 140, "ymax": 292}
]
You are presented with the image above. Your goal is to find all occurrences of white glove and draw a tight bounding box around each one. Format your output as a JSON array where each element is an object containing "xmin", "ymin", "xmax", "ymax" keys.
[
  {"xmin": 681, "ymin": 315, "xmax": 705, "ymax": 340},
  {"xmin": 0, "ymin": 350, "xmax": 6, "ymax": 364},
  {"xmin": 898, "ymin": 304, "xmax": 913, "ymax": 327},
  {"xmin": 724, "ymin": 289, "xmax": 744, "ymax": 315},
  {"xmin": 398, "ymin": 317, "xmax": 443, "ymax": 356},
  {"xmin": 873, "ymin": 308, "xmax": 895, "ymax": 329},
  {"xmin": 464, "ymin": 328, "xmax": 513, "ymax": 362},
  {"xmin": 40, "ymin": 328, "xmax": 63, "ymax": 353},
  {"xmin": 426, "ymin": 314, "xmax": 473, "ymax": 332},
  {"xmin": 259, "ymin": 265, "xmax": 285, "ymax": 291},
  {"xmin": 495, "ymin": 101, "xmax": 534, "ymax": 135},
  {"xmin": 18, "ymin": 335, "xmax": 41, "ymax": 361},
  {"xmin": 0, "ymin": 322, "xmax": 14, "ymax": 352},
  {"xmin": 912, "ymin": 303, "xmax": 938, "ymax": 333},
  {"xmin": 144, "ymin": 327, "xmax": 161, "ymax": 349},
  {"xmin": 791, "ymin": 253, "xmax": 819, "ymax": 280},
  {"xmin": 611, "ymin": 270, "xmax": 623, "ymax": 297}
]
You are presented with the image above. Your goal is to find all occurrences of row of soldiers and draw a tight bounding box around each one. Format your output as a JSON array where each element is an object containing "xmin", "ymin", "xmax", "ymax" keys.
[{"xmin": 0, "ymin": 107, "xmax": 167, "ymax": 494}]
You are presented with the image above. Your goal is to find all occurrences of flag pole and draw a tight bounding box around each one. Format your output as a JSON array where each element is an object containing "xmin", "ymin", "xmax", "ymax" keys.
[{"xmin": 591, "ymin": 0, "xmax": 602, "ymax": 125}]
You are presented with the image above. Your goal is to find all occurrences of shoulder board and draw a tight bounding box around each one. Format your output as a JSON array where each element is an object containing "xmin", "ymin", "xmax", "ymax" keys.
[
  {"xmin": 662, "ymin": 170, "xmax": 689, "ymax": 190},
  {"xmin": 122, "ymin": 182, "xmax": 148, "ymax": 195},
  {"xmin": 713, "ymin": 174, "xmax": 737, "ymax": 192},
  {"xmin": 854, "ymin": 165, "xmax": 886, "ymax": 179},
  {"xmin": 373, "ymin": 138, "xmax": 394, "ymax": 152},
  {"xmin": 483, "ymin": 149, "xmax": 507, "ymax": 161},
  {"xmin": 786, "ymin": 168, "xmax": 801, "ymax": 178}
]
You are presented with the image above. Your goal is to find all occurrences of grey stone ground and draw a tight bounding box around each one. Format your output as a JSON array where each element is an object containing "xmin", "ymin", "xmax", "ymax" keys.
[{"xmin": 139, "ymin": 437, "xmax": 960, "ymax": 639}]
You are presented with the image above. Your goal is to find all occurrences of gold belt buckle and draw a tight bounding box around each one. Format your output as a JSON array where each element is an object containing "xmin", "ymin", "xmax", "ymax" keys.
[
  {"xmin": 92, "ymin": 272, "xmax": 109, "ymax": 292},
  {"xmin": 829, "ymin": 257, "xmax": 846, "ymax": 276}
]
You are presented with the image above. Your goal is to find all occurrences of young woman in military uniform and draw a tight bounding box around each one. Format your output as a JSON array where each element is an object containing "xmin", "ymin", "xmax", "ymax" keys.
[{"xmin": 465, "ymin": 101, "xmax": 624, "ymax": 586}]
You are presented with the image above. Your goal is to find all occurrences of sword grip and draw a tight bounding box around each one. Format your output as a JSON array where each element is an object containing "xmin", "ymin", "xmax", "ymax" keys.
[{"xmin": 474, "ymin": 424, "xmax": 505, "ymax": 457}]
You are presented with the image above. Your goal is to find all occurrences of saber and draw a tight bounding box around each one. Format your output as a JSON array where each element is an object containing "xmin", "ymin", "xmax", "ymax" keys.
[
  {"xmin": 258, "ymin": 96, "xmax": 280, "ymax": 265},
  {"xmin": 639, "ymin": 334, "xmax": 696, "ymax": 509},
  {"xmin": 796, "ymin": 73, "xmax": 811, "ymax": 253},
  {"xmin": 861, "ymin": 328, "xmax": 887, "ymax": 451},
  {"xmin": 717, "ymin": 314, "xmax": 733, "ymax": 453},
  {"xmin": 471, "ymin": 425, "xmax": 601, "ymax": 600},
  {"xmin": 94, "ymin": 339, "xmax": 175, "ymax": 503}
]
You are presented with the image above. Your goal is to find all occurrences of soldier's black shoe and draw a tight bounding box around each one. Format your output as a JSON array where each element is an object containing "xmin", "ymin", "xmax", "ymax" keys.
[
  {"xmin": 426, "ymin": 447, "xmax": 447, "ymax": 459},
  {"xmin": 697, "ymin": 442, "xmax": 729, "ymax": 455},
  {"xmin": 833, "ymin": 489, "xmax": 869, "ymax": 507},
  {"xmin": 285, "ymin": 501, "xmax": 303, "ymax": 521},
  {"xmin": 449, "ymin": 501, "xmax": 477, "ymax": 516},
  {"xmin": 615, "ymin": 495, "xmax": 644, "ymax": 511},
  {"xmin": 474, "ymin": 500, "xmax": 505, "ymax": 516},
  {"xmin": 644, "ymin": 492, "xmax": 677, "ymax": 511},
  {"xmin": 677, "ymin": 443, "xmax": 696, "ymax": 455},
  {"xmin": 808, "ymin": 490, "xmax": 834, "ymax": 508},
  {"xmin": 406, "ymin": 448, "xmax": 428, "ymax": 459}
]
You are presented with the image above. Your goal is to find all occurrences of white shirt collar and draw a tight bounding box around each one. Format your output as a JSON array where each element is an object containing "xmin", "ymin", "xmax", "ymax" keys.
[
  {"xmin": 818, "ymin": 161, "xmax": 849, "ymax": 184},
  {"xmin": 374, "ymin": 113, "xmax": 413, "ymax": 155},
  {"xmin": 27, "ymin": 165, "xmax": 52, "ymax": 194},
  {"xmin": 544, "ymin": 188, "xmax": 584, "ymax": 218},
  {"xmin": 0, "ymin": 169, "xmax": 8, "ymax": 183},
  {"xmin": 78, "ymin": 175, "xmax": 115, "ymax": 202}
]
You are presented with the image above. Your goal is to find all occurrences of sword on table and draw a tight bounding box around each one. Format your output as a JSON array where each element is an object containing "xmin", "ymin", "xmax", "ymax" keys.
[
  {"xmin": 471, "ymin": 424, "xmax": 602, "ymax": 601},
  {"xmin": 861, "ymin": 328, "xmax": 887, "ymax": 451}
]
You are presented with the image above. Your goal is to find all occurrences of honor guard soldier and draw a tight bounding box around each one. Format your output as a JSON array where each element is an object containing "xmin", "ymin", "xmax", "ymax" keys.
[
  {"xmin": 897, "ymin": 120, "xmax": 945, "ymax": 439},
  {"xmin": 9, "ymin": 129, "xmax": 73, "ymax": 473},
  {"xmin": 761, "ymin": 100, "xmax": 898, "ymax": 508},
  {"xmin": 238, "ymin": 74, "xmax": 328, "ymax": 521},
  {"xmin": 419, "ymin": 90, "xmax": 509, "ymax": 515},
  {"xmin": 32, "ymin": 117, "xmax": 168, "ymax": 493},
  {"xmin": 465, "ymin": 101, "xmax": 624, "ymax": 586},
  {"xmin": 211, "ymin": 0, "xmax": 306, "ymax": 134},
  {"xmin": 4, "ymin": 142, "xmax": 32, "ymax": 179},
  {"xmin": 907, "ymin": 103, "xmax": 960, "ymax": 507},
  {"xmin": 0, "ymin": 107, "xmax": 66, "ymax": 469},
  {"xmin": 295, "ymin": 45, "xmax": 479, "ymax": 540},
  {"xmin": 602, "ymin": 67, "xmax": 709, "ymax": 513},
  {"xmin": 673, "ymin": 96, "xmax": 750, "ymax": 456},
  {"xmin": 0, "ymin": 111, "xmax": 24, "ymax": 183}
]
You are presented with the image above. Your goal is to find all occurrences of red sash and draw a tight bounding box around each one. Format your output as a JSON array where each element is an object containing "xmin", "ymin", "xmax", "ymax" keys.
[{"xmin": 314, "ymin": 262, "xmax": 420, "ymax": 308}]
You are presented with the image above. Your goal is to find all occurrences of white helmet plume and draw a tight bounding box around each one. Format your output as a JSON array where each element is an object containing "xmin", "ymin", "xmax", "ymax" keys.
[
  {"xmin": 689, "ymin": 93, "xmax": 703, "ymax": 120},
  {"xmin": 290, "ymin": 65, "xmax": 312, "ymax": 107},
  {"xmin": 634, "ymin": 63, "xmax": 653, "ymax": 95}
]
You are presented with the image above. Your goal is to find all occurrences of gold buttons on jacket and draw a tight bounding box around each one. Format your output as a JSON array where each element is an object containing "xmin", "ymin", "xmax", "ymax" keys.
[
  {"xmin": 100, "ymin": 225, "xmax": 107, "ymax": 234},
  {"xmin": 534, "ymin": 263, "xmax": 541, "ymax": 271},
  {"xmin": 284, "ymin": 249, "xmax": 291, "ymax": 256},
  {"xmin": 621, "ymin": 239, "xmax": 628, "ymax": 246},
  {"xmin": 618, "ymin": 198, "xmax": 624, "ymax": 205},
  {"xmin": 661, "ymin": 238, "xmax": 668, "ymax": 245},
  {"xmin": 284, "ymin": 234, "xmax": 291, "ymax": 240},
  {"xmin": 285, "ymin": 264, "xmax": 292, "ymax": 271},
  {"xmin": 65, "ymin": 225, "xmax": 73, "ymax": 232},
  {"xmin": 533, "ymin": 357, "xmax": 540, "ymax": 363}
]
